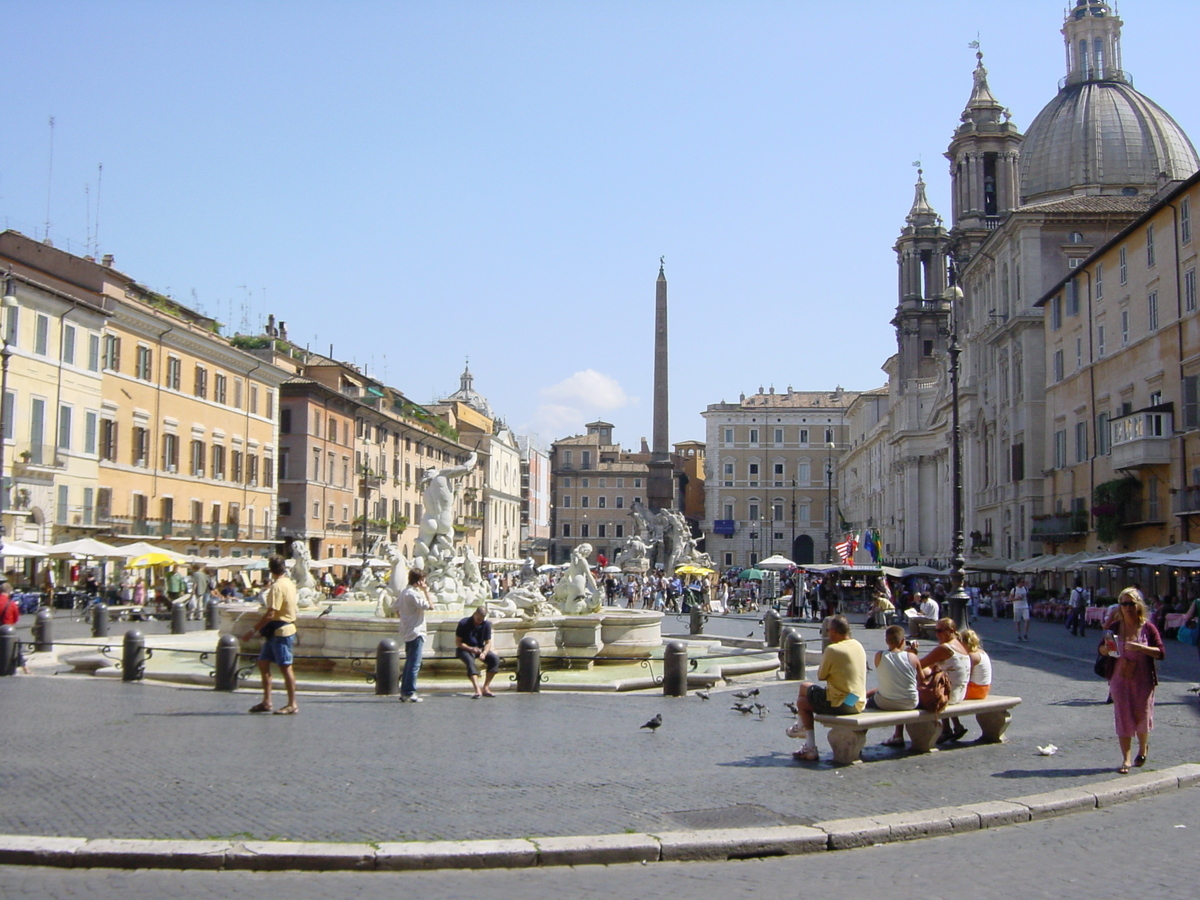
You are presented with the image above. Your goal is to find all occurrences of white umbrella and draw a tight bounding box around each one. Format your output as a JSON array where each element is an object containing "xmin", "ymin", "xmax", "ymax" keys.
[
  {"xmin": 47, "ymin": 538, "xmax": 123, "ymax": 558},
  {"xmin": 0, "ymin": 540, "xmax": 49, "ymax": 558},
  {"xmin": 600, "ymin": 565, "xmax": 622, "ymax": 574},
  {"xmin": 757, "ymin": 554, "xmax": 797, "ymax": 570},
  {"xmin": 112, "ymin": 541, "xmax": 184, "ymax": 560}
]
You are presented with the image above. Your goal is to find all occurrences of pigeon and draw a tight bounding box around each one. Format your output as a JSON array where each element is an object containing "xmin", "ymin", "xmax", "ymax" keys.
[
  {"xmin": 731, "ymin": 703, "xmax": 754, "ymax": 715},
  {"xmin": 747, "ymin": 688, "xmax": 760, "ymax": 698},
  {"xmin": 640, "ymin": 714, "xmax": 662, "ymax": 732},
  {"xmin": 784, "ymin": 702, "xmax": 799, "ymax": 716},
  {"xmin": 317, "ymin": 604, "xmax": 334, "ymax": 618},
  {"xmin": 733, "ymin": 691, "xmax": 751, "ymax": 700},
  {"xmin": 753, "ymin": 702, "xmax": 769, "ymax": 717},
  {"xmin": 746, "ymin": 632, "xmax": 755, "ymax": 638},
  {"xmin": 1037, "ymin": 743, "xmax": 1058, "ymax": 756},
  {"xmin": 695, "ymin": 690, "xmax": 710, "ymax": 701},
  {"xmin": 1187, "ymin": 684, "xmax": 1200, "ymax": 694}
]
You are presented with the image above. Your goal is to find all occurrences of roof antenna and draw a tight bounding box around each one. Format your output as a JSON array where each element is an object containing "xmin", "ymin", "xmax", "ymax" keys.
[{"xmin": 44, "ymin": 116, "xmax": 56, "ymax": 242}]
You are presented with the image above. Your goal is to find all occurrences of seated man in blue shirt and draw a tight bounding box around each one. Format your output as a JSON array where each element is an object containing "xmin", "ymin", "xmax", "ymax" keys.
[{"xmin": 455, "ymin": 606, "xmax": 500, "ymax": 698}]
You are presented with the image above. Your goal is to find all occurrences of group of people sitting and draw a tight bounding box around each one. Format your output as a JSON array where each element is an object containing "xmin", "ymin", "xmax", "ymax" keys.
[{"xmin": 788, "ymin": 615, "xmax": 992, "ymax": 762}]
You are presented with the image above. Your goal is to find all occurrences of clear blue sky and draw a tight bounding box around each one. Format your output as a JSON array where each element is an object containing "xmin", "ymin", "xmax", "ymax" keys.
[{"xmin": 4, "ymin": 1, "xmax": 1197, "ymax": 450}]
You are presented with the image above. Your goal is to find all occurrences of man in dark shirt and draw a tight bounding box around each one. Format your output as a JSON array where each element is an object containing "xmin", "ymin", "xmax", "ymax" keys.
[{"xmin": 455, "ymin": 606, "xmax": 500, "ymax": 698}]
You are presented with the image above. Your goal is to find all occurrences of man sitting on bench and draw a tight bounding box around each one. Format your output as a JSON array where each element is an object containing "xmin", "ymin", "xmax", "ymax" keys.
[{"xmin": 788, "ymin": 614, "xmax": 866, "ymax": 762}]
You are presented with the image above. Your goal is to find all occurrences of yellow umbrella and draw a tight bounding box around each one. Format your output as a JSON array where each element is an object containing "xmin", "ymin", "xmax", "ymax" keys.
[
  {"xmin": 675, "ymin": 564, "xmax": 714, "ymax": 576},
  {"xmin": 127, "ymin": 551, "xmax": 186, "ymax": 568}
]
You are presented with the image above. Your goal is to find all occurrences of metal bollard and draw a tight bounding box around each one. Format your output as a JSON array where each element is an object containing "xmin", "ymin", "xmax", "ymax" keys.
[
  {"xmin": 0, "ymin": 624, "xmax": 16, "ymax": 676},
  {"xmin": 171, "ymin": 601, "xmax": 187, "ymax": 635},
  {"xmin": 763, "ymin": 608, "xmax": 781, "ymax": 647},
  {"xmin": 122, "ymin": 630, "xmax": 146, "ymax": 682},
  {"xmin": 689, "ymin": 604, "xmax": 705, "ymax": 636},
  {"xmin": 205, "ymin": 597, "xmax": 221, "ymax": 630},
  {"xmin": 375, "ymin": 639, "xmax": 400, "ymax": 695},
  {"xmin": 32, "ymin": 608, "xmax": 53, "ymax": 652},
  {"xmin": 784, "ymin": 630, "xmax": 807, "ymax": 680},
  {"xmin": 92, "ymin": 602, "xmax": 109, "ymax": 638},
  {"xmin": 662, "ymin": 640, "xmax": 688, "ymax": 697},
  {"xmin": 214, "ymin": 634, "xmax": 240, "ymax": 691},
  {"xmin": 516, "ymin": 636, "xmax": 541, "ymax": 693}
]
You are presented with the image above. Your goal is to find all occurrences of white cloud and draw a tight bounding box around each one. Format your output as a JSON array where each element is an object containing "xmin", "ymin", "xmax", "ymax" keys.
[{"xmin": 526, "ymin": 370, "xmax": 637, "ymax": 439}]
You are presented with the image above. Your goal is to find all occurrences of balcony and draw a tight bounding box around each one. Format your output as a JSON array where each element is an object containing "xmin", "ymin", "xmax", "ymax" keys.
[
  {"xmin": 1030, "ymin": 513, "xmax": 1088, "ymax": 544},
  {"xmin": 100, "ymin": 515, "xmax": 196, "ymax": 537},
  {"xmin": 1174, "ymin": 486, "xmax": 1200, "ymax": 517},
  {"xmin": 1110, "ymin": 409, "xmax": 1172, "ymax": 470}
]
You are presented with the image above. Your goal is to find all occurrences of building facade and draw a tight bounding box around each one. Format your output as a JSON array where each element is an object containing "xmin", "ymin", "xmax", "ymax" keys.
[{"xmin": 517, "ymin": 434, "xmax": 551, "ymax": 563}]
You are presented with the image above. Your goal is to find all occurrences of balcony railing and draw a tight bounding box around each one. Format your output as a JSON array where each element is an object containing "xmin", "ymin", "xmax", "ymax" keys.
[
  {"xmin": 1110, "ymin": 409, "xmax": 1172, "ymax": 470},
  {"xmin": 1174, "ymin": 486, "xmax": 1200, "ymax": 517},
  {"xmin": 1030, "ymin": 513, "xmax": 1088, "ymax": 544}
]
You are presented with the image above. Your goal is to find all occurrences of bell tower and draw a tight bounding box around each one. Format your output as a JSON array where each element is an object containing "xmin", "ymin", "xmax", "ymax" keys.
[
  {"xmin": 891, "ymin": 170, "xmax": 951, "ymax": 389},
  {"xmin": 945, "ymin": 51, "xmax": 1023, "ymax": 257}
]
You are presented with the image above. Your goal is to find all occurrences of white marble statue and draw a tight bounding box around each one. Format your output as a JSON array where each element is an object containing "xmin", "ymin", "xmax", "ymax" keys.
[
  {"xmin": 413, "ymin": 451, "xmax": 477, "ymax": 570},
  {"xmin": 616, "ymin": 533, "xmax": 650, "ymax": 574},
  {"xmin": 289, "ymin": 542, "xmax": 322, "ymax": 608},
  {"xmin": 374, "ymin": 541, "xmax": 409, "ymax": 618},
  {"xmin": 552, "ymin": 542, "xmax": 602, "ymax": 615}
]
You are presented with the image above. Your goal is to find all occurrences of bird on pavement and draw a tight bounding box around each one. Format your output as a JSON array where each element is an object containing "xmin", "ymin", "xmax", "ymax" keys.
[
  {"xmin": 695, "ymin": 690, "xmax": 710, "ymax": 701},
  {"xmin": 746, "ymin": 688, "xmax": 760, "ymax": 698},
  {"xmin": 785, "ymin": 702, "xmax": 799, "ymax": 716},
  {"xmin": 746, "ymin": 632, "xmax": 755, "ymax": 638},
  {"xmin": 753, "ymin": 702, "xmax": 769, "ymax": 717},
  {"xmin": 640, "ymin": 714, "xmax": 663, "ymax": 732},
  {"xmin": 731, "ymin": 703, "xmax": 754, "ymax": 714},
  {"xmin": 733, "ymin": 690, "xmax": 751, "ymax": 700}
]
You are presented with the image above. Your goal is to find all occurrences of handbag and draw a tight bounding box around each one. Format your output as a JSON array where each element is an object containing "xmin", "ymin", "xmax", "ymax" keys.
[
  {"xmin": 918, "ymin": 669, "xmax": 951, "ymax": 712},
  {"xmin": 259, "ymin": 619, "xmax": 286, "ymax": 638},
  {"xmin": 1179, "ymin": 623, "xmax": 1199, "ymax": 647}
]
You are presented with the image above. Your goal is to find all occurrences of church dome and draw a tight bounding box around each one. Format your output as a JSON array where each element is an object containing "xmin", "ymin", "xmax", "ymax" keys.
[
  {"xmin": 1020, "ymin": 81, "xmax": 1198, "ymax": 203},
  {"xmin": 1019, "ymin": 0, "xmax": 1198, "ymax": 204}
]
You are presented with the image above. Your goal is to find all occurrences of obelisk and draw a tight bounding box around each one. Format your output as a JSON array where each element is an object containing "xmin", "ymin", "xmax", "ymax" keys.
[{"xmin": 647, "ymin": 259, "xmax": 674, "ymax": 512}]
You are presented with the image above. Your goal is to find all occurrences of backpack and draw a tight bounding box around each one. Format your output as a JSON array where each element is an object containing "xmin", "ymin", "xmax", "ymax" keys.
[{"xmin": 918, "ymin": 669, "xmax": 952, "ymax": 713}]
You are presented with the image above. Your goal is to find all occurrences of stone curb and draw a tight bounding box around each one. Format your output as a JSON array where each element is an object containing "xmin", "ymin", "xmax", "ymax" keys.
[{"xmin": 0, "ymin": 764, "xmax": 1196, "ymax": 872}]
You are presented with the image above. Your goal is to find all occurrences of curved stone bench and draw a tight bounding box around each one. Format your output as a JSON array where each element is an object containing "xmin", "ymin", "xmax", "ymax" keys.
[{"xmin": 813, "ymin": 695, "xmax": 1022, "ymax": 765}]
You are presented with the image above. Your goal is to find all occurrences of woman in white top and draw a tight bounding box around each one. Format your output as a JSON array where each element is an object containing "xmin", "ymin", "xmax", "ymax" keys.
[
  {"xmin": 944, "ymin": 628, "xmax": 994, "ymax": 741},
  {"xmin": 868, "ymin": 625, "xmax": 925, "ymax": 748},
  {"xmin": 920, "ymin": 618, "xmax": 971, "ymax": 743}
]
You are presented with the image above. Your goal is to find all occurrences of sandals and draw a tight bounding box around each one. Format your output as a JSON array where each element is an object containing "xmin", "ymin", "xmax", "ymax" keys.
[
  {"xmin": 274, "ymin": 705, "xmax": 299, "ymax": 715},
  {"xmin": 1117, "ymin": 763, "xmax": 1131, "ymax": 775},
  {"xmin": 881, "ymin": 736, "xmax": 906, "ymax": 748},
  {"xmin": 1134, "ymin": 752, "xmax": 1147, "ymax": 767},
  {"xmin": 792, "ymin": 747, "xmax": 820, "ymax": 762},
  {"xmin": 951, "ymin": 724, "xmax": 969, "ymax": 741},
  {"xmin": 248, "ymin": 702, "xmax": 273, "ymax": 714}
]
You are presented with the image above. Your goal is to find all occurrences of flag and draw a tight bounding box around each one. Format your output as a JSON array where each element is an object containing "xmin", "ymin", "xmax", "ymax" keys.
[
  {"xmin": 835, "ymin": 534, "xmax": 857, "ymax": 563},
  {"xmin": 862, "ymin": 530, "xmax": 875, "ymax": 562}
]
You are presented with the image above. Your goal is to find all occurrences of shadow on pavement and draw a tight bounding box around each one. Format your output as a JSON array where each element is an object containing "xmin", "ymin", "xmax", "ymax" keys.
[{"xmin": 991, "ymin": 767, "xmax": 1115, "ymax": 779}]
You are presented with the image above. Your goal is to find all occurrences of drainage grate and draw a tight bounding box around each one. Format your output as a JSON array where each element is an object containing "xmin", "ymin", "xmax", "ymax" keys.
[{"xmin": 667, "ymin": 804, "xmax": 811, "ymax": 830}]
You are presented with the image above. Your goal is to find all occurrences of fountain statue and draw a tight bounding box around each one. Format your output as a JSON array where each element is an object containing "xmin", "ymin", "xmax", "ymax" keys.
[
  {"xmin": 551, "ymin": 542, "xmax": 603, "ymax": 614},
  {"xmin": 289, "ymin": 541, "xmax": 322, "ymax": 608}
]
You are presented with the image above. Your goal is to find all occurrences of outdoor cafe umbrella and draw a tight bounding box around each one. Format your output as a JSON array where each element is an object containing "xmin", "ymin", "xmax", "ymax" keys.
[
  {"xmin": 675, "ymin": 564, "xmax": 714, "ymax": 576},
  {"xmin": 47, "ymin": 538, "xmax": 123, "ymax": 558},
  {"xmin": 738, "ymin": 568, "xmax": 765, "ymax": 581},
  {"xmin": 757, "ymin": 554, "xmax": 796, "ymax": 570},
  {"xmin": 127, "ymin": 552, "xmax": 186, "ymax": 569},
  {"xmin": 0, "ymin": 540, "xmax": 49, "ymax": 559}
]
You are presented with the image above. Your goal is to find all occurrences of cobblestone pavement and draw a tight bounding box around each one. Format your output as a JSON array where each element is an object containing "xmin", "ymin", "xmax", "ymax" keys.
[
  {"xmin": 2, "ymin": 607, "xmax": 1196, "ymax": 846},
  {"xmin": 1, "ymin": 784, "xmax": 1196, "ymax": 899}
]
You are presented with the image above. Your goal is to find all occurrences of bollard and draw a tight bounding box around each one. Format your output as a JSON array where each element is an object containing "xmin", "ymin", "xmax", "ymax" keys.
[
  {"xmin": 763, "ymin": 608, "xmax": 781, "ymax": 647},
  {"xmin": 0, "ymin": 624, "xmax": 16, "ymax": 676},
  {"xmin": 375, "ymin": 638, "xmax": 400, "ymax": 695},
  {"xmin": 122, "ymin": 630, "xmax": 146, "ymax": 682},
  {"xmin": 784, "ymin": 630, "xmax": 807, "ymax": 680},
  {"xmin": 32, "ymin": 608, "xmax": 53, "ymax": 652},
  {"xmin": 171, "ymin": 601, "xmax": 187, "ymax": 635},
  {"xmin": 689, "ymin": 603, "xmax": 705, "ymax": 636},
  {"xmin": 516, "ymin": 636, "xmax": 541, "ymax": 693},
  {"xmin": 662, "ymin": 640, "xmax": 688, "ymax": 697},
  {"xmin": 214, "ymin": 634, "xmax": 240, "ymax": 691},
  {"xmin": 205, "ymin": 597, "xmax": 221, "ymax": 630},
  {"xmin": 92, "ymin": 602, "xmax": 109, "ymax": 638}
]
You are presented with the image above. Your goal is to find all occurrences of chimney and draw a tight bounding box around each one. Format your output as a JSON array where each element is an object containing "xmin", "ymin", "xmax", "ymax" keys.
[
  {"xmin": 101, "ymin": 253, "xmax": 114, "ymax": 267},
  {"xmin": 279, "ymin": 321, "xmax": 288, "ymax": 341},
  {"xmin": 640, "ymin": 437, "xmax": 650, "ymax": 454},
  {"xmin": 266, "ymin": 314, "xmax": 277, "ymax": 337}
]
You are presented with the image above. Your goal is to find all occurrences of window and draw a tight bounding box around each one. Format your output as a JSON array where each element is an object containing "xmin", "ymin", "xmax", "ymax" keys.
[
  {"xmin": 1076, "ymin": 337, "xmax": 1083, "ymax": 370},
  {"xmin": 748, "ymin": 463, "xmax": 758, "ymax": 487},
  {"xmin": 1075, "ymin": 421, "xmax": 1087, "ymax": 463},
  {"xmin": 749, "ymin": 428, "xmax": 759, "ymax": 444},
  {"xmin": 1011, "ymin": 443, "xmax": 1024, "ymax": 482},
  {"xmin": 211, "ymin": 444, "xmax": 226, "ymax": 480},
  {"xmin": 724, "ymin": 428, "xmax": 734, "ymax": 444},
  {"xmin": 797, "ymin": 461, "xmax": 810, "ymax": 483},
  {"xmin": 56, "ymin": 484, "xmax": 69, "ymax": 526},
  {"xmin": 214, "ymin": 374, "xmax": 227, "ymax": 404},
  {"xmin": 264, "ymin": 455, "xmax": 274, "ymax": 487},
  {"xmin": 135, "ymin": 345, "xmax": 152, "ymax": 380},
  {"xmin": 1148, "ymin": 291, "xmax": 1159, "ymax": 331},
  {"xmin": 266, "ymin": 390, "xmax": 274, "ymax": 418},
  {"xmin": 190, "ymin": 439, "xmax": 206, "ymax": 476},
  {"xmin": 87, "ymin": 333, "xmax": 100, "ymax": 371},
  {"xmin": 773, "ymin": 502, "xmax": 783, "ymax": 521},
  {"xmin": 62, "ymin": 325, "xmax": 76, "ymax": 365},
  {"xmin": 84, "ymin": 411, "xmax": 97, "ymax": 455},
  {"xmin": 634, "ymin": 478, "xmax": 642, "ymax": 488},
  {"xmin": 597, "ymin": 496, "xmax": 606, "ymax": 508},
  {"xmin": 166, "ymin": 356, "xmax": 181, "ymax": 390},
  {"xmin": 3, "ymin": 306, "xmax": 17, "ymax": 345},
  {"xmin": 247, "ymin": 453, "xmax": 258, "ymax": 485},
  {"xmin": 580, "ymin": 524, "xmax": 589, "ymax": 538},
  {"xmin": 562, "ymin": 523, "xmax": 571, "ymax": 538},
  {"xmin": 774, "ymin": 428, "xmax": 784, "ymax": 444},
  {"xmin": 249, "ymin": 385, "xmax": 259, "ymax": 414},
  {"xmin": 723, "ymin": 462, "xmax": 733, "ymax": 486},
  {"xmin": 580, "ymin": 495, "xmax": 589, "ymax": 508},
  {"xmin": 34, "ymin": 314, "xmax": 49, "ymax": 355},
  {"xmin": 1094, "ymin": 263, "xmax": 1103, "ymax": 301},
  {"xmin": 100, "ymin": 418, "xmax": 117, "ymax": 461},
  {"xmin": 1097, "ymin": 411, "xmax": 1112, "ymax": 454},
  {"xmin": 328, "ymin": 417, "xmax": 337, "ymax": 444},
  {"xmin": 234, "ymin": 379, "xmax": 243, "ymax": 409},
  {"xmin": 82, "ymin": 487, "xmax": 94, "ymax": 526},
  {"xmin": 748, "ymin": 502, "xmax": 759, "ymax": 521},
  {"xmin": 615, "ymin": 496, "xmax": 624, "ymax": 508},
  {"xmin": 103, "ymin": 334, "xmax": 120, "ymax": 370},
  {"xmin": 1183, "ymin": 377, "xmax": 1199, "ymax": 429},
  {"xmin": 1121, "ymin": 310, "xmax": 1129, "ymax": 345},
  {"xmin": 1146, "ymin": 224, "xmax": 1156, "ymax": 267},
  {"xmin": 1053, "ymin": 349, "xmax": 1064, "ymax": 382},
  {"xmin": 799, "ymin": 429, "xmax": 809, "ymax": 444},
  {"xmin": 561, "ymin": 449, "xmax": 572, "ymax": 466},
  {"xmin": 581, "ymin": 450, "xmax": 591, "ymax": 469},
  {"xmin": 1187, "ymin": 269, "xmax": 1197, "ymax": 312},
  {"xmin": 1050, "ymin": 294, "xmax": 1062, "ymax": 330},
  {"xmin": 194, "ymin": 365, "xmax": 208, "ymax": 399},
  {"xmin": 162, "ymin": 433, "xmax": 179, "ymax": 471},
  {"xmin": 1067, "ymin": 280, "xmax": 1080, "ymax": 316},
  {"xmin": 57, "ymin": 405, "xmax": 72, "ymax": 450},
  {"xmin": 615, "ymin": 524, "xmax": 624, "ymax": 538},
  {"xmin": 232, "ymin": 450, "xmax": 243, "ymax": 483},
  {"xmin": 1053, "ymin": 429, "xmax": 1068, "ymax": 468},
  {"xmin": 825, "ymin": 428, "xmax": 834, "ymax": 444},
  {"xmin": 1119, "ymin": 246, "xmax": 1128, "ymax": 284},
  {"xmin": 1097, "ymin": 324, "xmax": 1106, "ymax": 357},
  {"xmin": 131, "ymin": 426, "xmax": 148, "ymax": 467},
  {"xmin": 1183, "ymin": 197, "xmax": 1192, "ymax": 244}
]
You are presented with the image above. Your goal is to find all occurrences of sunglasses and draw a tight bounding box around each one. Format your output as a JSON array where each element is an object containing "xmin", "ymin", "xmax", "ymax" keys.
[{"xmin": 1119, "ymin": 601, "xmax": 1137, "ymax": 607}]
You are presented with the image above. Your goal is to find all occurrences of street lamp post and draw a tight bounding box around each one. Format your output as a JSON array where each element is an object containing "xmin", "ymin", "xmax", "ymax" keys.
[
  {"xmin": 0, "ymin": 271, "xmax": 18, "ymax": 550},
  {"xmin": 825, "ymin": 441, "xmax": 835, "ymax": 563},
  {"xmin": 790, "ymin": 478, "xmax": 797, "ymax": 563},
  {"xmin": 944, "ymin": 264, "xmax": 970, "ymax": 630}
]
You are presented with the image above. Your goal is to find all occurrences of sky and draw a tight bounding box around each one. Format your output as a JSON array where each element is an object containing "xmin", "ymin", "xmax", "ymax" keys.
[{"xmin": 4, "ymin": 1, "xmax": 1198, "ymax": 452}]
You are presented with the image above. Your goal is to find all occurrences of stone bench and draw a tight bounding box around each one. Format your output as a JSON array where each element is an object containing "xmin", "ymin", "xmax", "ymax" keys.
[{"xmin": 813, "ymin": 695, "xmax": 1022, "ymax": 765}]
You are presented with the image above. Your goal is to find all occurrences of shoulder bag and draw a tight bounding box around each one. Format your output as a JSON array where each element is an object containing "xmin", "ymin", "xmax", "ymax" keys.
[{"xmin": 918, "ymin": 668, "xmax": 951, "ymax": 712}]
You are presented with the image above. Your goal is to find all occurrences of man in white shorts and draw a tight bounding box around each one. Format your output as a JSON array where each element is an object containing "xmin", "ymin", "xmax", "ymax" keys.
[{"xmin": 1011, "ymin": 577, "xmax": 1030, "ymax": 641}]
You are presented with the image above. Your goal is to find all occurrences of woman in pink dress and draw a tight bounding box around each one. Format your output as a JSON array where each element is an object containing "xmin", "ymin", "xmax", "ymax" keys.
[{"xmin": 1107, "ymin": 587, "xmax": 1165, "ymax": 774}]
